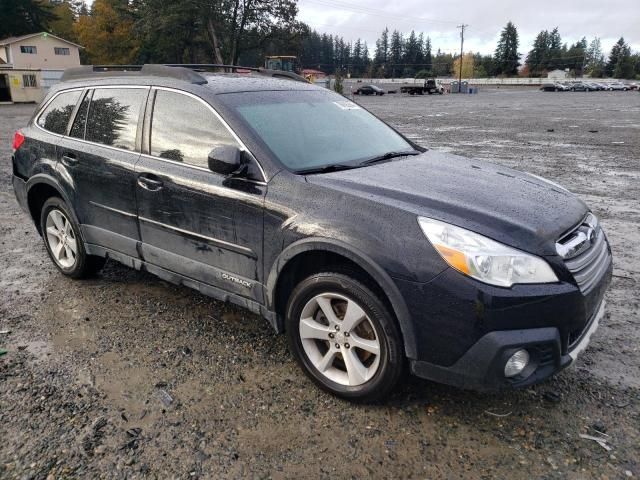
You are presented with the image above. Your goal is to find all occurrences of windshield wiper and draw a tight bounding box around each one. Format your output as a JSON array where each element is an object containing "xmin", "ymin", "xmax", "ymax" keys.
[
  {"xmin": 298, "ymin": 164, "xmax": 360, "ymax": 175},
  {"xmin": 360, "ymin": 150, "xmax": 420, "ymax": 166}
]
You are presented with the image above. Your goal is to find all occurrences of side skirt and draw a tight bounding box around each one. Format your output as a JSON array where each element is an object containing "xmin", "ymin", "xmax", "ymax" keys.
[{"xmin": 84, "ymin": 243, "xmax": 278, "ymax": 331}]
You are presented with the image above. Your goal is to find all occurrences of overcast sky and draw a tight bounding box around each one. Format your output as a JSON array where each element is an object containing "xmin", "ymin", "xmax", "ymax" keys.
[{"xmin": 297, "ymin": 0, "xmax": 640, "ymax": 56}]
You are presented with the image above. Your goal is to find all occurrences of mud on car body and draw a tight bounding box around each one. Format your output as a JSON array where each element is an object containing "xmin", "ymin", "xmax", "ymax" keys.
[{"xmin": 11, "ymin": 65, "xmax": 612, "ymax": 402}]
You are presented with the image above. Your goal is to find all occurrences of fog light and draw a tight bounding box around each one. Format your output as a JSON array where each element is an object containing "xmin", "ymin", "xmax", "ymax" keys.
[{"xmin": 504, "ymin": 349, "xmax": 530, "ymax": 377}]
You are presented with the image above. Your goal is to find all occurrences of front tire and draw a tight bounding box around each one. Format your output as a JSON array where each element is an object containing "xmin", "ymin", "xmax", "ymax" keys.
[
  {"xmin": 286, "ymin": 272, "xmax": 405, "ymax": 402},
  {"xmin": 40, "ymin": 197, "xmax": 105, "ymax": 278}
]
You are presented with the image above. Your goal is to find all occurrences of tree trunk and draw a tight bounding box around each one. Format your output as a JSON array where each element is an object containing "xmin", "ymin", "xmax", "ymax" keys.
[{"xmin": 206, "ymin": 17, "xmax": 225, "ymax": 64}]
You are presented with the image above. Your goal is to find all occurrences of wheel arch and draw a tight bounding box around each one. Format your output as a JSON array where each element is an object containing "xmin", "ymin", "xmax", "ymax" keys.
[
  {"xmin": 267, "ymin": 237, "xmax": 417, "ymax": 359},
  {"xmin": 26, "ymin": 174, "xmax": 77, "ymax": 235}
]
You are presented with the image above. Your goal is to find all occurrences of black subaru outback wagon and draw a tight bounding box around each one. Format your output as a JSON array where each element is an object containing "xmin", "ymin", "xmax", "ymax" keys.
[{"xmin": 11, "ymin": 65, "xmax": 612, "ymax": 401}]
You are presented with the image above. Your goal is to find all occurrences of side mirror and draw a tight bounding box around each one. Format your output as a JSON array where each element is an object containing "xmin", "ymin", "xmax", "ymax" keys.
[{"xmin": 208, "ymin": 145, "xmax": 242, "ymax": 175}]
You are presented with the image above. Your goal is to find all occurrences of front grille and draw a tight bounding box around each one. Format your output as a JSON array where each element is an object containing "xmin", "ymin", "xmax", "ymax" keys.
[{"xmin": 557, "ymin": 214, "xmax": 612, "ymax": 294}]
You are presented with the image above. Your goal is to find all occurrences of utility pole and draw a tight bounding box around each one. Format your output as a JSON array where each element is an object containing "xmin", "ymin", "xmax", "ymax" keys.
[{"xmin": 457, "ymin": 24, "xmax": 469, "ymax": 93}]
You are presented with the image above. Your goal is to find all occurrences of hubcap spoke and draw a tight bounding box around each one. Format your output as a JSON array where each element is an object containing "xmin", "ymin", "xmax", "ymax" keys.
[
  {"xmin": 66, "ymin": 237, "xmax": 77, "ymax": 254},
  {"xmin": 300, "ymin": 317, "xmax": 332, "ymax": 340},
  {"xmin": 316, "ymin": 297, "xmax": 340, "ymax": 325},
  {"xmin": 349, "ymin": 333, "xmax": 380, "ymax": 355},
  {"xmin": 64, "ymin": 244, "xmax": 75, "ymax": 260},
  {"xmin": 317, "ymin": 350, "xmax": 336, "ymax": 372},
  {"xmin": 51, "ymin": 210, "xmax": 65, "ymax": 231},
  {"xmin": 342, "ymin": 347, "xmax": 368, "ymax": 385},
  {"xmin": 46, "ymin": 226, "xmax": 61, "ymax": 238},
  {"xmin": 64, "ymin": 218, "xmax": 71, "ymax": 234},
  {"xmin": 54, "ymin": 241, "xmax": 65, "ymax": 260},
  {"xmin": 341, "ymin": 299, "xmax": 366, "ymax": 332}
]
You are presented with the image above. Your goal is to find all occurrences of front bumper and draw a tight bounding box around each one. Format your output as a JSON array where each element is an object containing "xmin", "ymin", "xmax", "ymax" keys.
[{"xmin": 410, "ymin": 300, "xmax": 605, "ymax": 390}]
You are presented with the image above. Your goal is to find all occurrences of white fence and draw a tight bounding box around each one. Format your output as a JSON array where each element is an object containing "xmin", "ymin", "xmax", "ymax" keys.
[{"xmin": 343, "ymin": 77, "xmax": 620, "ymax": 87}]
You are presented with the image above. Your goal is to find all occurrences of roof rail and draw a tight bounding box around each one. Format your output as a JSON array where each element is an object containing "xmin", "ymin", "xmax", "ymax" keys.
[
  {"xmin": 60, "ymin": 65, "xmax": 208, "ymax": 84},
  {"xmin": 60, "ymin": 64, "xmax": 310, "ymax": 84}
]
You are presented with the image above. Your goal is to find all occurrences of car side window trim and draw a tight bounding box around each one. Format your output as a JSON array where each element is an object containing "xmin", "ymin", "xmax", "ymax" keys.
[
  {"xmin": 38, "ymin": 85, "xmax": 150, "ymax": 155},
  {"xmin": 143, "ymin": 86, "xmax": 267, "ymax": 184}
]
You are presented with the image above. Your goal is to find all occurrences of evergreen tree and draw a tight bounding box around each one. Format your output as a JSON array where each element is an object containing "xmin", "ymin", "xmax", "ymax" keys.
[
  {"xmin": 351, "ymin": 38, "xmax": 363, "ymax": 76},
  {"xmin": 374, "ymin": 27, "xmax": 389, "ymax": 76},
  {"xmin": 320, "ymin": 33, "xmax": 334, "ymax": 70},
  {"xmin": 607, "ymin": 37, "xmax": 633, "ymax": 78},
  {"xmin": 526, "ymin": 30, "xmax": 550, "ymax": 76},
  {"xmin": 402, "ymin": 30, "xmax": 420, "ymax": 77},
  {"xmin": 564, "ymin": 37, "xmax": 587, "ymax": 76},
  {"xmin": 494, "ymin": 21, "xmax": 520, "ymax": 75},
  {"xmin": 546, "ymin": 27, "xmax": 563, "ymax": 70},
  {"xmin": 423, "ymin": 35, "xmax": 433, "ymax": 74},
  {"xmin": 389, "ymin": 30, "xmax": 403, "ymax": 78},
  {"xmin": 362, "ymin": 41, "xmax": 371, "ymax": 76},
  {"xmin": 0, "ymin": 0, "xmax": 55, "ymax": 37}
]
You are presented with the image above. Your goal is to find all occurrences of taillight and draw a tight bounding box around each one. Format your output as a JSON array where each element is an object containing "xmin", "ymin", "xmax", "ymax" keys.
[{"xmin": 12, "ymin": 131, "xmax": 25, "ymax": 152}]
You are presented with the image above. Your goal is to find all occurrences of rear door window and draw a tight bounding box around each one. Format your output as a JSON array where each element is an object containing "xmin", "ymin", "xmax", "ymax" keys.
[
  {"xmin": 85, "ymin": 88, "xmax": 147, "ymax": 150},
  {"xmin": 37, "ymin": 90, "xmax": 82, "ymax": 135},
  {"xmin": 150, "ymin": 90, "xmax": 237, "ymax": 168}
]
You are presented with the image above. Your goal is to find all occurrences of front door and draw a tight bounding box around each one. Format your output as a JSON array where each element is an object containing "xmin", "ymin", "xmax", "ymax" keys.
[
  {"xmin": 56, "ymin": 86, "xmax": 148, "ymax": 258},
  {"xmin": 135, "ymin": 88, "xmax": 266, "ymax": 302}
]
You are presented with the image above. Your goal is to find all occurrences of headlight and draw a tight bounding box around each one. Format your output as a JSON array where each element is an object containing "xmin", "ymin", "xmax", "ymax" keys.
[{"xmin": 418, "ymin": 217, "xmax": 558, "ymax": 287}]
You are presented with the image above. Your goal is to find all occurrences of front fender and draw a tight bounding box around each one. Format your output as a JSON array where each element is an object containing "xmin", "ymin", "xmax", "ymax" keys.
[{"xmin": 265, "ymin": 237, "xmax": 418, "ymax": 359}]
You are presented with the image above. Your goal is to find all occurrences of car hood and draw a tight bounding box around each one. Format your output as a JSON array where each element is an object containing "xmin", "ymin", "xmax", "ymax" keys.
[{"xmin": 306, "ymin": 150, "xmax": 588, "ymax": 256}]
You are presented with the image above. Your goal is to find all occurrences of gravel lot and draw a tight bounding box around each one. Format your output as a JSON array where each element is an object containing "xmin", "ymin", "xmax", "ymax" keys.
[{"xmin": 1, "ymin": 88, "xmax": 639, "ymax": 479}]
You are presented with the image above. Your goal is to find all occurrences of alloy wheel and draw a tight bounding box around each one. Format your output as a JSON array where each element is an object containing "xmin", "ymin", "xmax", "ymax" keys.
[
  {"xmin": 299, "ymin": 292, "xmax": 381, "ymax": 386},
  {"xmin": 45, "ymin": 209, "xmax": 77, "ymax": 269}
]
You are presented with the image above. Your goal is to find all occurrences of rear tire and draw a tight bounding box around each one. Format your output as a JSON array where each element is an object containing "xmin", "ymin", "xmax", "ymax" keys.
[
  {"xmin": 40, "ymin": 197, "xmax": 105, "ymax": 278},
  {"xmin": 286, "ymin": 272, "xmax": 405, "ymax": 402}
]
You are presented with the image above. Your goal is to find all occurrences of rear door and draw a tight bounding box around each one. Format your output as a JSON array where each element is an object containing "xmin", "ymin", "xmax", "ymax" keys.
[
  {"xmin": 56, "ymin": 86, "xmax": 149, "ymax": 259},
  {"xmin": 135, "ymin": 88, "xmax": 266, "ymax": 302}
]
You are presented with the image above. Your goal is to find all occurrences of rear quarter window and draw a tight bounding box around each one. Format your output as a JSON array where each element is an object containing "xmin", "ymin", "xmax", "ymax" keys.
[{"xmin": 37, "ymin": 90, "xmax": 82, "ymax": 135}]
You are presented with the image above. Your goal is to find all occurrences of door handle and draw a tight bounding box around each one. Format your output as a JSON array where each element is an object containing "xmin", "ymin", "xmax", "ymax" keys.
[
  {"xmin": 137, "ymin": 174, "xmax": 164, "ymax": 191},
  {"xmin": 61, "ymin": 153, "xmax": 78, "ymax": 167}
]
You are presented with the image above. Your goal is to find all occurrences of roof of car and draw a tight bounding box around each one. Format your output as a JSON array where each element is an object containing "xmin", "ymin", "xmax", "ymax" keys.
[
  {"xmin": 56, "ymin": 65, "xmax": 319, "ymax": 95},
  {"xmin": 52, "ymin": 72, "xmax": 321, "ymax": 99},
  {"xmin": 201, "ymin": 74, "xmax": 318, "ymax": 94}
]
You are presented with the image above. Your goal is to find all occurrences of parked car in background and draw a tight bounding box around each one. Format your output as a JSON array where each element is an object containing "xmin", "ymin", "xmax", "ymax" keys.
[
  {"xmin": 584, "ymin": 82, "xmax": 604, "ymax": 91},
  {"xmin": 605, "ymin": 82, "xmax": 628, "ymax": 91},
  {"xmin": 628, "ymin": 82, "xmax": 639, "ymax": 91},
  {"xmin": 354, "ymin": 85, "xmax": 385, "ymax": 95},
  {"xmin": 569, "ymin": 82, "xmax": 592, "ymax": 92},
  {"xmin": 541, "ymin": 82, "xmax": 571, "ymax": 92}
]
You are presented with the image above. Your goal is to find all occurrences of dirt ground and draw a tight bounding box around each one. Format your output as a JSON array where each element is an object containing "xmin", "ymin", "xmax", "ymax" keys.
[{"xmin": 1, "ymin": 88, "xmax": 639, "ymax": 479}]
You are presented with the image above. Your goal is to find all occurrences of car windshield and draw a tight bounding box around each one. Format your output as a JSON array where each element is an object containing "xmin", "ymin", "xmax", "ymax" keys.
[{"xmin": 218, "ymin": 89, "xmax": 415, "ymax": 172}]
